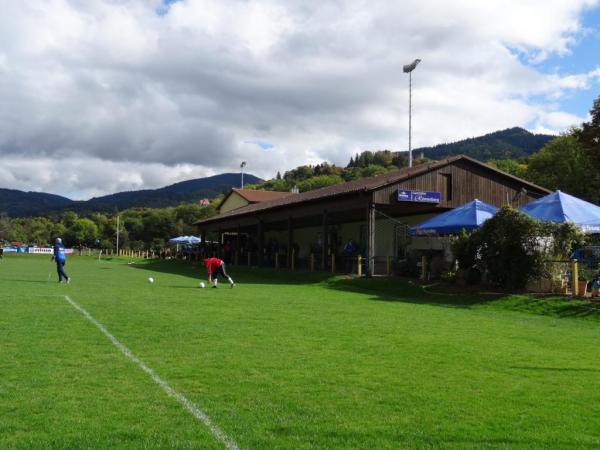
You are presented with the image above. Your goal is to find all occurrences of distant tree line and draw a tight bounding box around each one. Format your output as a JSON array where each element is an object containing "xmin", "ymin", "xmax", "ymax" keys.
[
  {"xmin": 0, "ymin": 200, "xmax": 220, "ymax": 250},
  {"xmin": 246, "ymin": 150, "xmax": 412, "ymax": 192}
]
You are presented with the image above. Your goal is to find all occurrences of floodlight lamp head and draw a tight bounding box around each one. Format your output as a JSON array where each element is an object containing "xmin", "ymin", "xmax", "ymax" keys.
[
  {"xmin": 403, "ymin": 59, "xmax": 421, "ymax": 73},
  {"xmin": 240, "ymin": 161, "xmax": 247, "ymax": 168}
]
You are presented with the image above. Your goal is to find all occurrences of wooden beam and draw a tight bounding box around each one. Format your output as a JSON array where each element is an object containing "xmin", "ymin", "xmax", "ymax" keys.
[
  {"xmin": 322, "ymin": 210, "xmax": 329, "ymax": 271},
  {"xmin": 257, "ymin": 220, "xmax": 264, "ymax": 266},
  {"xmin": 236, "ymin": 223, "xmax": 241, "ymax": 265},
  {"xmin": 366, "ymin": 202, "xmax": 375, "ymax": 277},
  {"xmin": 287, "ymin": 216, "xmax": 293, "ymax": 269}
]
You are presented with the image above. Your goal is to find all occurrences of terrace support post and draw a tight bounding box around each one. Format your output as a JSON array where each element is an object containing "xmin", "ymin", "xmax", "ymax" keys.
[
  {"xmin": 257, "ymin": 220, "xmax": 264, "ymax": 267},
  {"xmin": 217, "ymin": 228, "xmax": 222, "ymax": 259},
  {"xmin": 357, "ymin": 255, "xmax": 362, "ymax": 277},
  {"xmin": 287, "ymin": 216, "xmax": 293, "ymax": 269},
  {"xmin": 571, "ymin": 259, "xmax": 579, "ymax": 297},
  {"xmin": 421, "ymin": 255, "xmax": 428, "ymax": 281},
  {"xmin": 310, "ymin": 254, "xmax": 315, "ymax": 272},
  {"xmin": 235, "ymin": 224, "xmax": 240, "ymax": 266},
  {"xmin": 366, "ymin": 202, "xmax": 375, "ymax": 277},
  {"xmin": 322, "ymin": 210, "xmax": 329, "ymax": 271},
  {"xmin": 291, "ymin": 248, "xmax": 296, "ymax": 271},
  {"xmin": 331, "ymin": 254, "xmax": 336, "ymax": 273}
]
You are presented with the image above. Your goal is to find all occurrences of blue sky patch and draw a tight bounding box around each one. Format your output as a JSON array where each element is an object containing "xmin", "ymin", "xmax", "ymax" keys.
[
  {"xmin": 244, "ymin": 140, "xmax": 274, "ymax": 150},
  {"xmin": 518, "ymin": 6, "xmax": 600, "ymax": 118},
  {"xmin": 156, "ymin": 0, "xmax": 181, "ymax": 16}
]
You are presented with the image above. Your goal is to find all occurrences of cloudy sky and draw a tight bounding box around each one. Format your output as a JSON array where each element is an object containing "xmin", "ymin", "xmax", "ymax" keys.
[{"xmin": 1, "ymin": 0, "xmax": 599, "ymax": 199}]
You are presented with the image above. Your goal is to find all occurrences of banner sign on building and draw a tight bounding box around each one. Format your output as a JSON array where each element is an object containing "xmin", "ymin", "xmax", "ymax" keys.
[{"xmin": 397, "ymin": 188, "xmax": 441, "ymax": 203}]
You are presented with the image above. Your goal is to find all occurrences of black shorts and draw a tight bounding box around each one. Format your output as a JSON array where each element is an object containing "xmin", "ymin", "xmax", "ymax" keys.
[{"xmin": 211, "ymin": 262, "xmax": 228, "ymax": 279}]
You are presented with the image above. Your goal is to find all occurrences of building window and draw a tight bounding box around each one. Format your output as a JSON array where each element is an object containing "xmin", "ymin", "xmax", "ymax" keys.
[{"xmin": 440, "ymin": 173, "xmax": 452, "ymax": 201}]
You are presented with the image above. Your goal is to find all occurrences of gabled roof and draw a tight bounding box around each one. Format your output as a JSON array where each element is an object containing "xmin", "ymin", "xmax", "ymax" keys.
[
  {"xmin": 229, "ymin": 188, "xmax": 296, "ymax": 203},
  {"xmin": 218, "ymin": 188, "xmax": 296, "ymax": 212},
  {"xmin": 198, "ymin": 155, "xmax": 549, "ymax": 225}
]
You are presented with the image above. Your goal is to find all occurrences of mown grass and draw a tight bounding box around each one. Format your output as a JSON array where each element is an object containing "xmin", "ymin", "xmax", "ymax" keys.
[{"xmin": 1, "ymin": 254, "xmax": 599, "ymax": 449}]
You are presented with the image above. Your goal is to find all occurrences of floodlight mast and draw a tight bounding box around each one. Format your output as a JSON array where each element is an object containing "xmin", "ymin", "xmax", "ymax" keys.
[
  {"xmin": 240, "ymin": 161, "xmax": 247, "ymax": 188},
  {"xmin": 403, "ymin": 59, "xmax": 421, "ymax": 168}
]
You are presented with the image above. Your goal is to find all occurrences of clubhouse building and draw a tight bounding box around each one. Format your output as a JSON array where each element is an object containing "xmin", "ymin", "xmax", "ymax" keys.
[{"xmin": 195, "ymin": 155, "xmax": 549, "ymax": 276}]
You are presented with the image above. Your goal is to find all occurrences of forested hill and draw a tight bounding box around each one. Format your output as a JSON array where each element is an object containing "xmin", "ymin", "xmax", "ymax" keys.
[
  {"xmin": 0, "ymin": 173, "xmax": 262, "ymax": 217},
  {"xmin": 0, "ymin": 189, "xmax": 74, "ymax": 217},
  {"xmin": 78, "ymin": 173, "xmax": 262, "ymax": 213},
  {"xmin": 414, "ymin": 127, "xmax": 555, "ymax": 162}
]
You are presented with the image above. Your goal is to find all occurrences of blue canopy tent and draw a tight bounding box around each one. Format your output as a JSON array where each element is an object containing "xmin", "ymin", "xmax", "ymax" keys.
[
  {"xmin": 168, "ymin": 236, "xmax": 186, "ymax": 245},
  {"xmin": 168, "ymin": 235, "xmax": 202, "ymax": 245},
  {"xmin": 409, "ymin": 199, "xmax": 498, "ymax": 236},
  {"xmin": 519, "ymin": 190, "xmax": 600, "ymax": 234}
]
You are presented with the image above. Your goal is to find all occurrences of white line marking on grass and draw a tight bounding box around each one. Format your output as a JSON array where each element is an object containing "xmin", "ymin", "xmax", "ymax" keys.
[{"xmin": 64, "ymin": 295, "xmax": 240, "ymax": 450}]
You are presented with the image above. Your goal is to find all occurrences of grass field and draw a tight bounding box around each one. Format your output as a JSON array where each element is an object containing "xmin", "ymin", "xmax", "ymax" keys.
[{"xmin": 1, "ymin": 254, "xmax": 600, "ymax": 449}]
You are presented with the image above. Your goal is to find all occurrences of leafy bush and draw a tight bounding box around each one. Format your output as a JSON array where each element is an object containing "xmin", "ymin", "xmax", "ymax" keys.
[
  {"xmin": 474, "ymin": 206, "xmax": 545, "ymax": 289},
  {"xmin": 545, "ymin": 222, "xmax": 585, "ymax": 260},
  {"xmin": 450, "ymin": 229, "xmax": 478, "ymax": 271}
]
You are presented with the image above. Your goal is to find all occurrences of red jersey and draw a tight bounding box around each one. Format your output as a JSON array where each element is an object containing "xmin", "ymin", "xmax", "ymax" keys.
[{"xmin": 203, "ymin": 257, "xmax": 223, "ymax": 274}]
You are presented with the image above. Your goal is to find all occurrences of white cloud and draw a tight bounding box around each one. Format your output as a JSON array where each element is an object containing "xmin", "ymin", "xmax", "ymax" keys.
[{"xmin": 0, "ymin": 0, "xmax": 598, "ymax": 199}]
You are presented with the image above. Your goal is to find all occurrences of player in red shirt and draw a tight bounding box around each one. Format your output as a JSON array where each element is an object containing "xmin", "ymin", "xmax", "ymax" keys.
[{"xmin": 202, "ymin": 257, "xmax": 235, "ymax": 288}]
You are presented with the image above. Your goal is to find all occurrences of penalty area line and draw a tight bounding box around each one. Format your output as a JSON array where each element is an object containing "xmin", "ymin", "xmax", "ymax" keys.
[{"xmin": 63, "ymin": 295, "xmax": 240, "ymax": 450}]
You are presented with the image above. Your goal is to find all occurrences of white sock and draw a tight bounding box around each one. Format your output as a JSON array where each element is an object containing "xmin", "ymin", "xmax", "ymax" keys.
[
  {"xmin": 227, "ymin": 277, "xmax": 234, "ymax": 285},
  {"xmin": 214, "ymin": 279, "xmax": 218, "ymax": 286}
]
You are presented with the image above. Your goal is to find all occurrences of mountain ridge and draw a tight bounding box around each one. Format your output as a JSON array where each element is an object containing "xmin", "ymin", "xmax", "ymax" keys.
[
  {"xmin": 0, "ymin": 173, "xmax": 262, "ymax": 217},
  {"xmin": 412, "ymin": 127, "xmax": 554, "ymax": 161}
]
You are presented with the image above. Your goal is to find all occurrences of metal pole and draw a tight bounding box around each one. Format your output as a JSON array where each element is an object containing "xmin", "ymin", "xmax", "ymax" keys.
[
  {"xmin": 403, "ymin": 58, "xmax": 420, "ymax": 168},
  {"xmin": 240, "ymin": 161, "xmax": 246, "ymax": 189},
  {"xmin": 408, "ymin": 71, "xmax": 413, "ymax": 168},
  {"xmin": 116, "ymin": 215, "xmax": 120, "ymax": 256}
]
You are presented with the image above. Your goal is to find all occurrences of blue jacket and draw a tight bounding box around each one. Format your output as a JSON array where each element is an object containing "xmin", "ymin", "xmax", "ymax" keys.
[{"xmin": 53, "ymin": 244, "xmax": 66, "ymax": 262}]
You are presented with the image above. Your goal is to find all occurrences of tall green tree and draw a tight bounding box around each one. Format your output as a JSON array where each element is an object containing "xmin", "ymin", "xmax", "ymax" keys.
[
  {"xmin": 526, "ymin": 134, "xmax": 593, "ymax": 200},
  {"xmin": 573, "ymin": 95, "xmax": 600, "ymax": 203},
  {"xmin": 488, "ymin": 159, "xmax": 528, "ymax": 179},
  {"xmin": 71, "ymin": 218, "xmax": 99, "ymax": 246}
]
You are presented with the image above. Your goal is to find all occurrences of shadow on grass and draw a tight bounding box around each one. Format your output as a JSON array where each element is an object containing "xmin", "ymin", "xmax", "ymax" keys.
[
  {"xmin": 125, "ymin": 259, "xmax": 502, "ymax": 308},
  {"xmin": 324, "ymin": 276, "xmax": 499, "ymax": 308},
  {"xmin": 9, "ymin": 279, "xmax": 56, "ymax": 284},
  {"xmin": 484, "ymin": 295, "xmax": 600, "ymax": 321},
  {"xmin": 125, "ymin": 258, "xmax": 333, "ymax": 286},
  {"xmin": 510, "ymin": 365, "xmax": 600, "ymax": 372},
  {"xmin": 122, "ymin": 259, "xmax": 600, "ymax": 319},
  {"xmin": 127, "ymin": 259, "xmax": 479, "ymax": 306}
]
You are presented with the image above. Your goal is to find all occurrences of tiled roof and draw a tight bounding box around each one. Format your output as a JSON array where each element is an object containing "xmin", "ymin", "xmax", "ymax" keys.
[{"xmin": 197, "ymin": 155, "xmax": 549, "ymax": 225}]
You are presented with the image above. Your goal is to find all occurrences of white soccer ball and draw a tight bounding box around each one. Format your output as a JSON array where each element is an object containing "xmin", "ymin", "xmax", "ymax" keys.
[
  {"xmin": 148, "ymin": 277, "xmax": 154, "ymax": 284},
  {"xmin": 199, "ymin": 281, "xmax": 205, "ymax": 288}
]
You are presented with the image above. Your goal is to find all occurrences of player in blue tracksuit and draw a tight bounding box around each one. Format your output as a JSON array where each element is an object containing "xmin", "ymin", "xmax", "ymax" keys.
[{"xmin": 51, "ymin": 238, "xmax": 70, "ymax": 283}]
